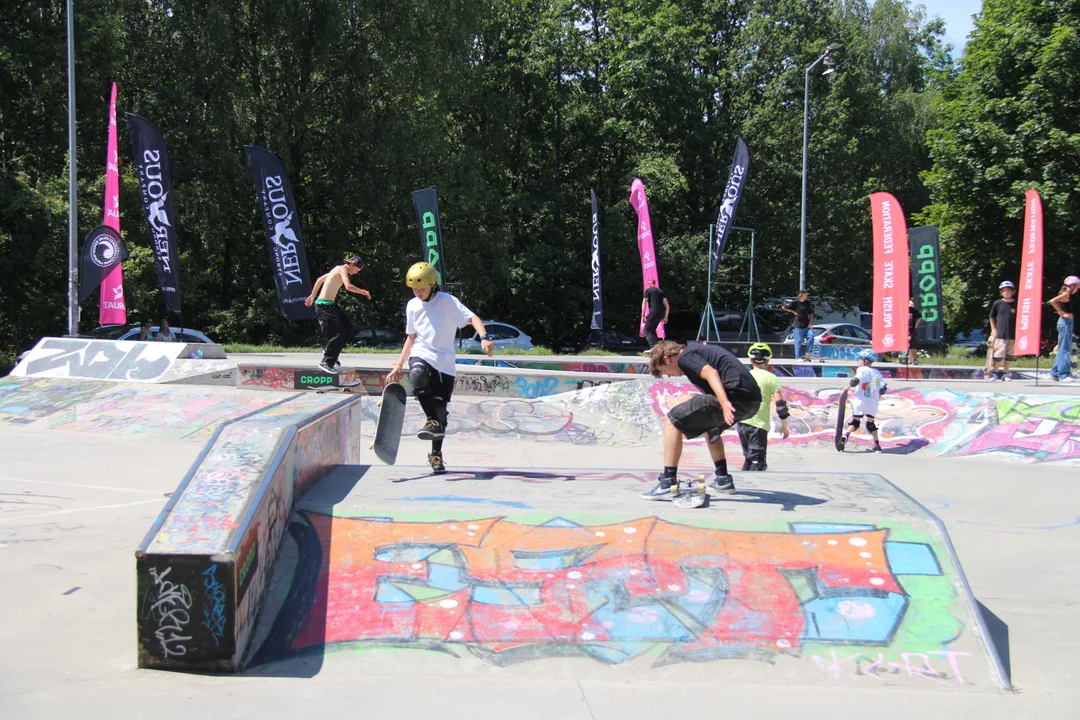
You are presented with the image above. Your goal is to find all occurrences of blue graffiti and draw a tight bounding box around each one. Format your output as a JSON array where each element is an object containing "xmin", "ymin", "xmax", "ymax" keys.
[
  {"xmin": 514, "ymin": 376, "xmax": 561, "ymax": 399},
  {"xmin": 201, "ymin": 564, "xmax": 227, "ymax": 647}
]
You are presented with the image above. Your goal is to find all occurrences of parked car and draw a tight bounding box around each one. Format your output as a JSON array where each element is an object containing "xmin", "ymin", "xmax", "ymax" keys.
[
  {"xmin": 114, "ymin": 326, "xmax": 215, "ymax": 344},
  {"xmin": 665, "ymin": 309, "xmax": 771, "ymax": 343},
  {"xmin": 782, "ymin": 323, "xmax": 871, "ymax": 346},
  {"xmin": 953, "ymin": 329, "xmax": 989, "ymax": 357},
  {"xmin": 555, "ymin": 328, "xmax": 649, "ymax": 354},
  {"xmin": 85, "ymin": 324, "xmax": 131, "ymax": 339},
  {"xmin": 350, "ymin": 327, "xmax": 405, "ymax": 349},
  {"xmin": 458, "ymin": 321, "xmax": 533, "ymax": 351}
]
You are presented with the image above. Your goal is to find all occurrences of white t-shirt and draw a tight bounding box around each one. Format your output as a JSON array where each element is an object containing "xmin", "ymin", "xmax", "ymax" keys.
[
  {"xmin": 155, "ymin": 329, "xmax": 178, "ymax": 342},
  {"xmin": 851, "ymin": 365, "xmax": 886, "ymax": 415},
  {"xmin": 405, "ymin": 292, "xmax": 475, "ymax": 377}
]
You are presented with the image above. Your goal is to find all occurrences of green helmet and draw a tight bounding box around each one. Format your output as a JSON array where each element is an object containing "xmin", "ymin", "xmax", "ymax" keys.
[{"xmin": 747, "ymin": 342, "xmax": 773, "ymax": 362}]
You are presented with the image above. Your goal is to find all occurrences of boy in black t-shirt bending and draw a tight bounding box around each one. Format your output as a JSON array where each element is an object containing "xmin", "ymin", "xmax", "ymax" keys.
[{"xmin": 643, "ymin": 341, "xmax": 762, "ymax": 499}]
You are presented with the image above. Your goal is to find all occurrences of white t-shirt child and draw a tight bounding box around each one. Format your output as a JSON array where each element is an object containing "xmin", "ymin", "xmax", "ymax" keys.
[
  {"xmin": 405, "ymin": 292, "xmax": 476, "ymax": 377},
  {"xmin": 851, "ymin": 365, "xmax": 886, "ymax": 417}
]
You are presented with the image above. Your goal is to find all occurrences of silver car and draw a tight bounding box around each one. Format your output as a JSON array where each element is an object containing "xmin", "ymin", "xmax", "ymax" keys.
[
  {"xmin": 782, "ymin": 323, "xmax": 872, "ymax": 346},
  {"xmin": 458, "ymin": 321, "xmax": 534, "ymax": 351}
]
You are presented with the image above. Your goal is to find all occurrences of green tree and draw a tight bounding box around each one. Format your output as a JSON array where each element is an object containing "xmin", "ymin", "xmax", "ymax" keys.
[{"xmin": 921, "ymin": 0, "xmax": 1080, "ymax": 334}]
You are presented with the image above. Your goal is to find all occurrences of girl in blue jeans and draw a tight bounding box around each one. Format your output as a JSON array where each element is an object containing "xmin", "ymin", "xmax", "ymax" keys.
[{"xmin": 1049, "ymin": 276, "xmax": 1080, "ymax": 382}]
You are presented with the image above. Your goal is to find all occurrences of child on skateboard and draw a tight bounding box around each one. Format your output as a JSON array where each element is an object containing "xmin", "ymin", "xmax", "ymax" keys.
[
  {"xmin": 385, "ymin": 262, "xmax": 494, "ymax": 474},
  {"xmin": 642, "ymin": 341, "xmax": 761, "ymax": 500},
  {"xmin": 737, "ymin": 343, "xmax": 790, "ymax": 470},
  {"xmin": 840, "ymin": 349, "xmax": 888, "ymax": 452}
]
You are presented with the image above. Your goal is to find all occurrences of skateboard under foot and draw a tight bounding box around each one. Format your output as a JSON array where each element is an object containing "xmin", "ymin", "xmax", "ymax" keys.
[{"xmin": 671, "ymin": 474, "xmax": 708, "ymax": 509}]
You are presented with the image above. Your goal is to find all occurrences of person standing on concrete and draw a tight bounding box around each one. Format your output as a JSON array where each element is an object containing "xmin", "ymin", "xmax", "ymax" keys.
[
  {"xmin": 641, "ymin": 341, "xmax": 761, "ymax": 499},
  {"xmin": 737, "ymin": 343, "xmax": 790, "ymax": 471},
  {"xmin": 1048, "ymin": 275, "xmax": 1080, "ymax": 382},
  {"xmin": 386, "ymin": 262, "xmax": 494, "ymax": 474},
  {"xmin": 840, "ymin": 349, "xmax": 887, "ymax": 452},
  {"xmin": 640, "ymin": 279, "xmax": 669, "ymax": 350},
  {"xmin": 304, "ymin": 255, "xmax": 371, "ymax": 374},
  {"xmin": 783, "ymin": 290, "xmax": 815, "ymax": 361},
  {"xmin": 988, "ymin": 281, "xmax": 1018, "ymax": 381}
]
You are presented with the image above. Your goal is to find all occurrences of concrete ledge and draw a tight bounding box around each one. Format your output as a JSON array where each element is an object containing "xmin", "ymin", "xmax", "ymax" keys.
[{"xmin": 134, "ymin": 391, "xmax": 363, "ymax": 672}]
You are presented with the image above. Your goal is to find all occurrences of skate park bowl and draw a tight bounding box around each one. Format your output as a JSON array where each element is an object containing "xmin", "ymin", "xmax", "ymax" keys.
[{"xmin": 9, "ymin": 348, "xmax": 1080, "ymax": 713}]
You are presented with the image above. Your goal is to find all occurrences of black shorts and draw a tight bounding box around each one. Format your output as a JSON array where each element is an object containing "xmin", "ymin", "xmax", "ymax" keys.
[{"xmin": 667, "ymin": 393, "xmax": 760, "ymax": 440}]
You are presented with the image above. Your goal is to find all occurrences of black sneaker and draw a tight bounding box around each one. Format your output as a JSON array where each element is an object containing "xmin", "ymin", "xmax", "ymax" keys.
[
  {"xmin": 428, "ymin": 452, "xmax": 446, "ymax": 474},
  {"xmin": 417, "ymin": 418, "xmax": 444, "ymax": 440},
  {"xmin": 319, "ymin": 360, "xmax": 339, "ymax": 374},
  {"xmin": 873, "ymin": 442, "xmax": 883, "ymax": 452},
  {"xmin": 709, "ymin": 474, "xmax": 736, "ymax": 494},
  {"xmin": 641, "ymin": 479, "xmax": 674, "ymax": 500}
]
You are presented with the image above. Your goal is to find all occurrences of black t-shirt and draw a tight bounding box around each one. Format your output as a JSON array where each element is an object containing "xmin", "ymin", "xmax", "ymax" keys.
[
  {"xmin": 990, "ymin": 298, "xmax": 1017, "ymax": 340},
  {"xmin": 787, "ymin": 299, "xmax": 814, "ymax": 328},
  {"xmin": 676, "ymin": 345, "xmax": 762, "ymax": 403},
  {"xmin": 644, "ymin": 286, "xmax": 666, "ymax": 320}
]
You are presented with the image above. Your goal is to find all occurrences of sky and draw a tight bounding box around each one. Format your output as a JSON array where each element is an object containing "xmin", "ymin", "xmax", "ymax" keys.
[{"xmin": 908, "ymin": 0, "xmax": 982, "ymax": 52}]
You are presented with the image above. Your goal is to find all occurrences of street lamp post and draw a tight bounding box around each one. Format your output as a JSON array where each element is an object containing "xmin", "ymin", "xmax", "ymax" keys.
[
  {"xmin": 799, "ymin": 43, "xmax": 842, "ymax": 292},
  {"xmin": 66, "ymin": 0, "xmax": 79, "ymax": 336}
]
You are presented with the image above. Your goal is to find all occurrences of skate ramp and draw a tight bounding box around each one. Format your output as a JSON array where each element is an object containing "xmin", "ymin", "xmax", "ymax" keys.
[
  {"xmin": 351, "ymin": 378, "xmax": 1080, "ymax": 464},
  {"xmin": 246, "ymin": 467, "xmax": 1009, "ymax": 692},
  {"xmin": 10, "ymin": 337, "xmax": 232, "ymax": 384}
]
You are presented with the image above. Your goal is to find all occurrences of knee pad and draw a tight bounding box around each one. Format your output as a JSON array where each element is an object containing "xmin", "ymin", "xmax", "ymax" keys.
[
  {"xmin": 866, "ymin": 419, "xmax": 878, "ymax": 433},
  {"xmin": 848, "ymin": 417, "xmax": 862, "ymax": 430},
  {"xmin": 409, "ymin": 363, "xmax": 433, "ymax": 398}
]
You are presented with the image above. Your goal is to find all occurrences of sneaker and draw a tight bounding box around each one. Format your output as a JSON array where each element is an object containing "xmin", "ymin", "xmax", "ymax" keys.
[
  {"xmin": 417, "ymin": 418, "xmax": 444, "ymax": 440},
  {"xmin": 333, "ymin": 359, "xmax": 343, "ymax": 371},
  {"xmin": 873, "ymin": 443, "xmax": 883, "ymax": 452},
  {"xmin": 319, "ymin": 360, "xmax": 339, "ymax": 374},
  {"xmin": 708, "ymin": 474, "xmax": 736, "ymax": 495},
  {"xmin": 1002, "ymin": 374, "xmax": 1011, "ymax": 382},
  {"xmin": 428, "ymin": 452, "xmax": 446, "ymax": 474},
  {"xmin": 1062, "ymin": 376, "xmax": 1075, "ymax": 383},
  {"xmin": 641, "ymin": 479, "xmax": 674, "ymax": 500}
]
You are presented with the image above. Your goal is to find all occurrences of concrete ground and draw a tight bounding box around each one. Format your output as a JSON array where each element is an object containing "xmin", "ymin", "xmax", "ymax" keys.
[{"xmin": 1, "ymin": 372, "xmax": 1079, "ymax": 717}]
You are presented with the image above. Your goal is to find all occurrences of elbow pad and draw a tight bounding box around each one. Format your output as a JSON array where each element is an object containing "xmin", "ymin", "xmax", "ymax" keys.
[
  {"xmin": 849, "ymin": 377, "xmax": 860, "ymax": 388},
  {"xmin": 775, "ymin": 400, "xmax": 790, "ymax": 420},
  {"xmin": 880, "ymin": 385, "xmax": 888, "ymax": 396}
]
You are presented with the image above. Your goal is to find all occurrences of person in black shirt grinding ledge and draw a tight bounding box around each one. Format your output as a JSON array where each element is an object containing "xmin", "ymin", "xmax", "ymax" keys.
[{"xmin": 642, "ymin": 341, "xmax": 762, "ymax": 500}]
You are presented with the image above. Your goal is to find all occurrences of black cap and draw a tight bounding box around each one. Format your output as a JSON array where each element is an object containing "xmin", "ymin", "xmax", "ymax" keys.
[
  {"xmin": 799, "ymin": 289, "xmax": 810, "ymax": 295},
  {"xmin": 346, "ymin": 255, "xmax": 364, "ymax": 267}
]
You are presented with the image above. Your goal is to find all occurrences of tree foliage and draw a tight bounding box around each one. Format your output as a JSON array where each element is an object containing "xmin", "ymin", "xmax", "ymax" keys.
[
  {"xmin": 921, "ymin": 0, "xmax": 1080, "ymax": 334},
  {"xmin": 1, "ymin": 0, "xmax": 955, "ymax": 356}
]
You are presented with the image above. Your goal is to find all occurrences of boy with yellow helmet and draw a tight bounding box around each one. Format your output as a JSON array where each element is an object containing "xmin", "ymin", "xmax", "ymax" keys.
[
  {"xmin": 387, "ymin": 262, "xmax": 495, "ymax": 473},
  {"xmin": 737, "ymin": 343, "xmax": 790, "ymax": 470}
]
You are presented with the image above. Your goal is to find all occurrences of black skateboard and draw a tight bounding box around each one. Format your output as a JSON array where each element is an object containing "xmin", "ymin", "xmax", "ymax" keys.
[
  {"xmin": 834, "ymin": 387, "xmax": 849, "ymax": 452},
  {"xmin": 372, "ymin": 383, "xmax": 407, "ymax": 465}
]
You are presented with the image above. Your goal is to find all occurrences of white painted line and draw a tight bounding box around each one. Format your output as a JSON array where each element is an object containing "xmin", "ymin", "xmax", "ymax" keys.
[
  {"xmin": 0, "ymin": 498, "xmax": 165, "ymax": 523},
  {"xmin": 0, "ymin": 477, "xmax": 165, "ymax": 495}
]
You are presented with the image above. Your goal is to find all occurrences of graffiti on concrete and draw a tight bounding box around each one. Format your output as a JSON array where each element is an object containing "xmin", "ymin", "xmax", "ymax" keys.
[
  {"xmin": 13, "ymin": 337, "xmax": 198, "ymax": 382},
  {"xmin": 254, "ymin": 514, "xmax": 967, "ymax": 679},
  {"xmin": 147, "ymin": 424, "xmax": 281, "ymax": 553},
  {"xmin": 43, "ymin": 385, "xmax": 276, "ymax": 440},
  {"xmin": 0, "ymin": 377, "xmax": 107, "ymax": 426}
]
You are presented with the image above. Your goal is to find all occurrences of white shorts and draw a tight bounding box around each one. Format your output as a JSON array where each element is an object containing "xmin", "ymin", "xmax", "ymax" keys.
[{"xmin": 851, "ymin": 396, "xmax": 879, "ymax": 418}]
